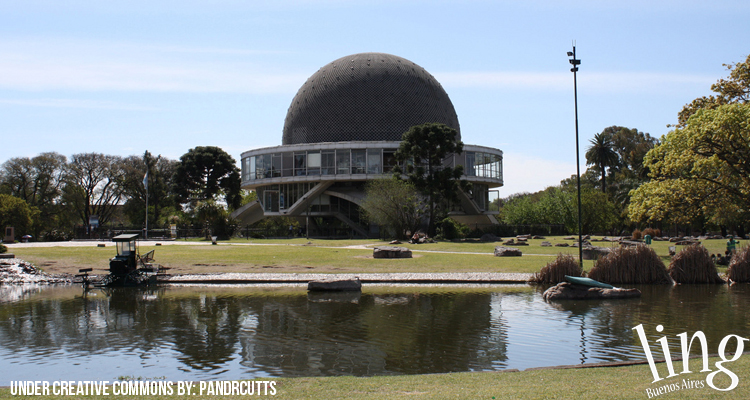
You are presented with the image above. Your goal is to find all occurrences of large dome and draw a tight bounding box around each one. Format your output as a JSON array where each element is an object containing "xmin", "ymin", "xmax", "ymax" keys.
[{"xmin": 282, "ymin": 52, "xmax": 460, "ymax": 145}]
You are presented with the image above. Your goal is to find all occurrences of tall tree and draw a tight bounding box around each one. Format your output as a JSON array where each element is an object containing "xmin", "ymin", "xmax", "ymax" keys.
[
  {"xmin": 121, "ymin": 151, "xmax": 178, "ymax": 227},
  {"xmin": 0, "ymin": 152, "xmax": 68, "ymax": 237},
  {"xmin": 629, "ymin": 103, "xmax": 750, "ymax": 228},
  {"xmin": 63, "ymin": 153, "xmax": 126, "ymax": 228},
  {"xmin": 677, "ymin": 54, "xmax": 750, "ymax": 127},
  {"xmin": 360, "ymin": 178, "xmax": 424, "ymax": 240},
  {"xmin": 0, "ymin": 194, "xmax": 37, "ymax": 240},
  {"xmin": 393, "ymin": 123, "xmax": 466, "ymax": 236},
  {"xmin": 585, "ymin": 132, "xmax": 618, "ymax": 193},
  {"xmin": 173, "ymin": 146, "xmax": 241, "ymax": 210}
]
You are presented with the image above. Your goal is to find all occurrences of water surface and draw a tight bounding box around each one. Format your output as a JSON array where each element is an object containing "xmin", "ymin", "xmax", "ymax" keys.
[{"xmin": 1, "ymin": 283, "xmax": 749, "ymax": 381}]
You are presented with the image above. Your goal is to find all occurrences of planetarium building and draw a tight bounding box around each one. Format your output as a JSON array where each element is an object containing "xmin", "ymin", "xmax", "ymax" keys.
[{"xmin": 233, "ymin": 52, "xmax": 503, "ymax": 237}]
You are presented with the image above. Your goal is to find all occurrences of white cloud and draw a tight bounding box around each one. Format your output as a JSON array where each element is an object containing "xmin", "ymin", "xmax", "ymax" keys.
[
  {"xmin": 0, "ymin": 38, "xmax": 306, "ymax": 94},
  {"xmin": 436, "ymin": 71, "xmax": 714, "ymax": 94},
  {"xmin": 0, "ymin": 98, "xmax": 159, "ymax": 111}
]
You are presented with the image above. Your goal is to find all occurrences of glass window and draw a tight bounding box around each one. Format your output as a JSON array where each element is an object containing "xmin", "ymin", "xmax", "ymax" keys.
[
  {"xmin": 336, "ymin": 150, "xmax": 350, "ymax": 174},
  {"xmin": 351, "ymin": 150, "xmax": 366, "ymax": 174},
  {"xmin": 294, "ymin": 153, "xmax": 306, "ymax": 176},
  {"xmin": 322, "ymin": 151, "xmax": 335, "ymax": 175},
  {"xmin": 307, "ymin": 151, "xmax": 321, "ymax": 175},
  {"xmin": 272, "ymin": 153, "xmax": 282, "ymax": 177},
  {"xmin": 466, "ymin": 152, "xmax": 476, "ymax": 177},
  {"xmin": 367, "ymin": 149, "xmax": 381, "ymax": 174},
  {"xmin": 383, "ymin": 150, "xmax": 397, "ymax": 173}
]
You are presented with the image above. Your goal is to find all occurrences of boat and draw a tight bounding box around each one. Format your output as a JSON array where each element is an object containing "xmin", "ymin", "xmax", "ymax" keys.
[
  {"xmin": 96, "ymin": 234, "xmax": 161, "ymax": 287},
  {"xmin": 564, "ymin": 275, "xmax": 615, "ymax": 289},
  {"xmin": 307, "ymin": 278, "xmax": 362, "ymax": 292}
]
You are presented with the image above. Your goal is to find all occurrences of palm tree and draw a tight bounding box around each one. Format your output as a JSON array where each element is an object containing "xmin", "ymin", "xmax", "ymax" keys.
[{"xmin": 585, "ymin": 133, "xmax": 619, "ymax": 193}]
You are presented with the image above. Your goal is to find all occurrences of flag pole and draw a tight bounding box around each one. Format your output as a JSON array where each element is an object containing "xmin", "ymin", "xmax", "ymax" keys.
[{"xmin": 144, "ymin": 170, "xmax": 149, "ymax": 240}]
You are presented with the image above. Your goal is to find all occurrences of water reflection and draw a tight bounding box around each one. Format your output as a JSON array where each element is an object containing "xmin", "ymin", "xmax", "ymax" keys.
[{"xmin": 1, "ymin": 284, "xmax": 750, "ymax": 381}]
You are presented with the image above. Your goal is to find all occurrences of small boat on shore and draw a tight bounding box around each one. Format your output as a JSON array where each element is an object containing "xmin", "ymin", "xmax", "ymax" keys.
[
  {"xmin": 564, "ymin": 275, "xmax": 615, "ymax": 289},
  {"xmin": 307, "ymin": 278, "xmax": 362, "ymax": 292}
]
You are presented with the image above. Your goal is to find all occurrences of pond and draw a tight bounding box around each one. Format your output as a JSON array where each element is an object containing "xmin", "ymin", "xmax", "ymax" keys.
[{"xmin": 2, "ymin": 283, "xmax": 750, "ymax": 382}]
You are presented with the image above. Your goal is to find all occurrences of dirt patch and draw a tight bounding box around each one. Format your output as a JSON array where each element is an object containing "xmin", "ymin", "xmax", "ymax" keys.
[{"xmin": 355, "ymin": 254, "xmax": 422, "ymax": 259}]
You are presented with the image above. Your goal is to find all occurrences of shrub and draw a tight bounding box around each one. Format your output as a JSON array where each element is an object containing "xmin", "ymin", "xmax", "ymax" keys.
[
  {"xmin": 0, "ymin": 243, "xmax": 6, "ymax": 254},
  {"xmin": 588, "ymin": 244, "xmax": 671, "ymax": 284},
  {"xmin": 727, "ymin": 246, "xmax": 750, "ymax": 283},
  {"xmin": 631, "ymin": 228, "xmax": 642, "ymax": 240},
  {"xmin": 668, "ymin": 244, "xmax": 724, "ymax": 284},
  {"xmin": 642, "ymin": 227, "xmax": 661, "ymax": 238},
  {"xmin": 529, "ymin": 254, "xmax": 582, "ymax": 284},
  {"xmin": 438, "ymin": 217, "xmax": 469, "ymax": 240}
]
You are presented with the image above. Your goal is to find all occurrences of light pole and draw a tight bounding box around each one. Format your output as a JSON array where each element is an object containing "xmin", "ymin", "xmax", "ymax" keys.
[{"xmin": 568, "ymin": 44, "xmax": 583, "ymax": 268}]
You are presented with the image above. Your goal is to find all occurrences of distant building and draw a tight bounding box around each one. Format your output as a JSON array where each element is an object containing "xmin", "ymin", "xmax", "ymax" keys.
[{"xmin": 232, "ymin": 52, "xmax": 503, "ymax": 237}]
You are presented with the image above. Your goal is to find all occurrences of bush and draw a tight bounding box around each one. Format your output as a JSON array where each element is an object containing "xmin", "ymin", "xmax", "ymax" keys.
[
  {"xmin": 529, "ymin": 253, "xmax": 582, "ymax": 284},
  {"xmin": 631, "ymin": 228, "xmax": 642, "ymax": 240},
  {"xmin": 668, "ymin": 244, "xmax": 724, "ymax": 284},
  {"xmin": 588, "ymin": 245, "xmax": 671, "ymax": 284},
  {"xmin": 728, "ymin": 246, "xmax": 750, "ymax": 283},
  {"xmin": 642, "ymin": 227, "xmax": 661, "ymax": 238},
  {"xmin": 0, "ymin": 243, "xmax": 6, "ymax": 254},
  {"xmin": 438, "ymin": 217, "xmax": 469, "ymax": 240}
]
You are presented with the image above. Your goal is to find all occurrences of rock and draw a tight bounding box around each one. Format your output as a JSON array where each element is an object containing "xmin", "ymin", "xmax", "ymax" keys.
[
  {"xmin": 543, "ymin": 282, "xmax": 641, "ymax": 301},
  {"xmin": 494, "ymin": 246, "xmax": 522, "ymax": 257},
  {"xmin": 503, "ymin": 239, "xmax": 515, "ymax": 245},
  {"xmin": 582, "ymin": 247, "xmax": 612, "ymax": 260},
  {"xmin": 555, "ymin": 243, "xmax": 570, "ymax": 247},
  {"xmin": 532, "ymin": 235, "xmax": 546, "ymax": 240},
  {"xmin": 564, "ymin": 236, "xmax": 575, "ymax": 240},
  {"xmin": 373, "ymin": 246, "xmax": 413, "ymax": 259},
  {"xmin": 389, "ymin": 240, "xmax": 402, "ymax": 244},
  {"xmin": 541, "ymin": 241, "xmax": 552, "ymax": 247},
  {"xmin": 480, "ymin": 233, "xmax": 499, "ymax": 242},
  {"xmin": 517, "ymin": 234, "xmax": 532, "ymax": 240},
  {"xmin": 308, "ymin": 278, "xmax": 362, "ymax": 292}
]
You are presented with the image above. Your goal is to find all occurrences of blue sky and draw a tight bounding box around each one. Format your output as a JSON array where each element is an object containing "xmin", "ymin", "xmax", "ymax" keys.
[{"xmin": 1, "ymin": 0, "xmax": 748, "ymax": 197}]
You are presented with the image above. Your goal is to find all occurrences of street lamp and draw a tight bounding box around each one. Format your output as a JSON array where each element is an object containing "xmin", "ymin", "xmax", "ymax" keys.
[{"xmin": 568, "ymin": 44, "xmax": 583, "ymax": 268}]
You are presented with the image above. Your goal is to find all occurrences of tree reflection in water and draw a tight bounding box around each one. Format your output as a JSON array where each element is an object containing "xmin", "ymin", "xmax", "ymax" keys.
[{"xmin": 1, "ymin": 284, "xmax": 750, "ymax": 381}]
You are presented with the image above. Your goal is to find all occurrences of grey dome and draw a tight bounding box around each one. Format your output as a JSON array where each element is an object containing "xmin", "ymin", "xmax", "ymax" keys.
[{"xmin": 282, "ymin": 52, "xmax": 460, "ymax": 145}]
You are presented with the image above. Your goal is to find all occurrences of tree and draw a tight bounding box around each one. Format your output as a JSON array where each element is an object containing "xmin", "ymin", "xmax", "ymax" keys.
[
  {"xmin": 121, "ymin": 151, "xmax": 178, "ymax": 228},
  {"xmin": 63, "ymin": 153, "xmax": 126, "ymax": 228},
  {"xmin": 585, "ymin": 132, "xmax": 618, "ymax": 193},
  {"xmin": 629, "ymin": 103, "xmax": 750, "ymax": 230},
  {"xmin": 677, "ymin": 54, "xmax": 750, "ymax": 127},
  {"xmin": 0, "ymin": 152, "xmax": 68, "ymax": 237},
  {"xmin": 360, "ymin": 178, "xmax": 424, "ymax": 239},
  {"xmin": 393, "ymin": 123, "xmax": 466, "ymax": 236},
  {"xmin": 0, "ymin": 194, "xmax": 37, "ymax": 240},
  {"xmin": 173, "ymin": 146, "xmax": 241, "ymax": 210}
]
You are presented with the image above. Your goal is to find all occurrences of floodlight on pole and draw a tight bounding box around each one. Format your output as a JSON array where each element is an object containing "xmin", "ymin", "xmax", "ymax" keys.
[{"xmin": 568, "ymin": 43, "xmax": 583, "ymax": 268}]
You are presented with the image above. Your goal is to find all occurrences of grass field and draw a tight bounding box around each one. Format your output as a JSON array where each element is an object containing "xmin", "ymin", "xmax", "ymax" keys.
[
  {"xmin": 9, "ymin": 236, "xmax": 735, "ymax": 277},
  {"xmin": 3, "ymin": 356, "xmax": 749, "ymax": 399}
]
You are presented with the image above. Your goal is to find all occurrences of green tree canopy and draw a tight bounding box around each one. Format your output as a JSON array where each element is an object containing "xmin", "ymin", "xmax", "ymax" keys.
[
  {"xmin": 62, "ymin": 153, "xmax": 126, "ymax": 228},
  {"xmin": 360, "ymin": 178, "xmax": 424, "ymax": 240},
  {"xmin": 173, "ymin": 146, "xmax": 241, "ymax": 210},
  {"xmin": 0, "ymin": 194, "xmax": 37, "ymax": 240},
  {"xmin": 0, "ymin": 152, "xmax": 67, "ymax": 236},
  {"xmin": 393, "ymin": 123, "xmax": 466, "ymax": 236},
  {"xmin": 629, "ymin": 103, "xmax": 750, "ymax": 226},
  {"xmin": 585, "ymin": 132, "xmax": 618, "ymax": 193},
  {"xmin": 678, "ymin": 54, "xmax": 750, "ymax": 127}
]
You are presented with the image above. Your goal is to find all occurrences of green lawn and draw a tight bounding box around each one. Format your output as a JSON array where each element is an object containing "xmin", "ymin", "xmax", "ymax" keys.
[
  {"xmin": 10, "ymin": 236, "xmax": 737, "ymax": 277},
  {"xmin": 3, "ymin": 356, "xmax": 748, "ymax": 399}
]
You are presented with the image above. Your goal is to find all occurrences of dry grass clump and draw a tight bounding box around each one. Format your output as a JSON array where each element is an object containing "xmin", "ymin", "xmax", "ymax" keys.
[
  {"xmin": 588, "ymin": 244, "xmax": 671, "ymax": 284},
  {"xmin": 631, "ymin": 229, "xmax": 642, "ymax": 240},
  {"xmin": 728, "ymin": 246, "xmax": 750, "ymax": 283},
  {"xmin": 642, "ymin": 227, "xmax": 661, "ymax": 238},
  {"xmin": 529, "ymin": 253, "xmax": 582, "ymax": 284},
  {"xmin": 668, "ymin": 244, "xmax": 724, "ymax": 284}
]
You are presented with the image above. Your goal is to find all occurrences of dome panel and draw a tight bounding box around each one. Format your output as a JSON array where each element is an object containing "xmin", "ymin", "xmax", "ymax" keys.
[{"xmin": 282, "ymin": 53, "xmax": 460, "ymax": 145}]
